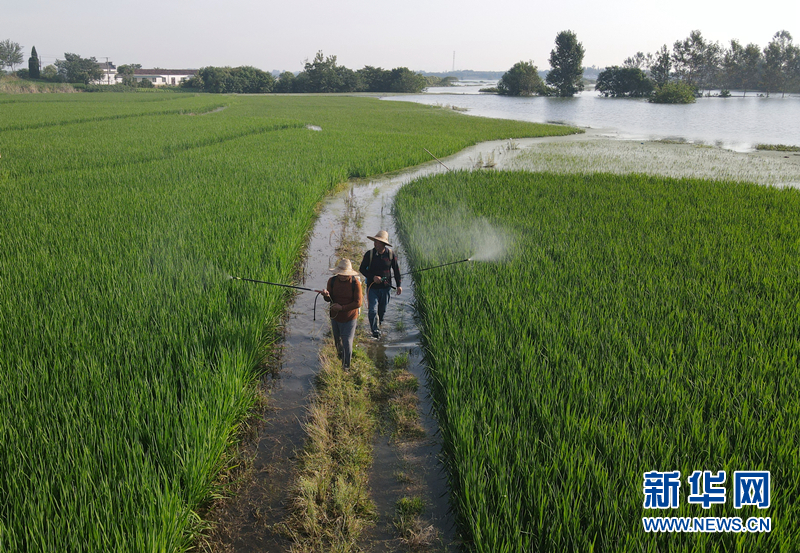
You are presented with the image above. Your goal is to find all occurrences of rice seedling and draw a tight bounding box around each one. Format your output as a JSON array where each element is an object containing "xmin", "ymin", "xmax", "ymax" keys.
[
  {"xmin": 0, "ymin": 93, "xmax": 575, "ymax": 551},
  {"xmin": 393, "ymin": 169, "xmax": 800, "ymax": 552}
]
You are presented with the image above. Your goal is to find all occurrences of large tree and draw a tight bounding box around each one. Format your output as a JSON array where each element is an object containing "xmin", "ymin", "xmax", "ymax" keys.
[
  {"xmin": 623, "ymin": 51, "xmax": 653, "ymax": 71},
  {"xmin": 672, "ymin": 30, "xmax": 722, "ymax": 93},
  {"xmin": 740, "ymin": 43, "xmax": 765, "ymax": 96},
  {"xmin": 273, "ymin": 71, "xmax": 296, "ymax": 93},
  {"xmin": 546, "ymin": 30, "xmax": 585, "ymax": 96},
  {"xmin": 387, "ymin": 67, "xmax": 426, "ymax": 93},
  {"xmin": 497, "ymin": 60, "xmax": 547, "ymax": 96},
  {"xmin": 0, "ymin": 39, "xmax": 24, "ymax": 71},
  {"xmin": 649, "ymin": 45, "xmax": 672, "ymax": 87},
  {"xmin": 721, "ymin": 40, "xmax": 763, "ymax": 95},
  {"xmin": 189, "ymin": 66, "xmax": 275, "ymax": 93},
  {"xmin": 116, "ymin": 63, "xmax": 142, "ymax": 87},
  {"xmin": 28, "ymin": 45, "xmax": 40, "ymax": 78},
  {"xmin": 762, "ymin": 30, "xmax": 797, "ymax": 97},
  {"xmin": 303, "ymin": 51, "xmax": 344, "ymax": 93},
  {"xmin": 671, "ymin": 30, "xmax": 707, "ymax": 87},
  {"xmin": 358, "ymin": 65, "xmax": 391, "ymax": 92},
  {"xmin": 55, "ymin": 53, "xmax": 104, "ymax": 84}
]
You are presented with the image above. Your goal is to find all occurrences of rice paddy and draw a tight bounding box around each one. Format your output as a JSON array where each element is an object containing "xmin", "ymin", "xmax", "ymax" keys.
[
  {"xmin": 393, "ymin": 169, "xmax": 800, "ymax": 552},
  {"xmin": 0, "ymin": 93, "xmax": 577, "ymax": 552}
]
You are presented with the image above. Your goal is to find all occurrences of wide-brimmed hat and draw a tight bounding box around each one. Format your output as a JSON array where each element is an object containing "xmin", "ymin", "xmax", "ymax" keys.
[
  {"xmin": 330, "ymin": 258, "xmax": 360, "ymax": 276},
  {"xmin": 367, "ymin": 230, "xmax": 392, "ymax": 247}
]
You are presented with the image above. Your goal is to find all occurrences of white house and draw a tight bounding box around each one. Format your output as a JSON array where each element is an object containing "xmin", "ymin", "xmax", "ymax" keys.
[
  {"xmin": 131, "ymin": 69, "xmax": 198, "ymax": 87},
  {"xmin": 90, "ymin": 64, "xmax": 198, "ymax": 86},
  {"xmin": 94, "ymin": 61, "xmax": 117, "ymax": 85}
]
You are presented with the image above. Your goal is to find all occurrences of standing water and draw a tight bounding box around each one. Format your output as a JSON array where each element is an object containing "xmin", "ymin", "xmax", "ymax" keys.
[{"xmin": 384, "ymin": 87, "xmax": 800, "ymax": 151}]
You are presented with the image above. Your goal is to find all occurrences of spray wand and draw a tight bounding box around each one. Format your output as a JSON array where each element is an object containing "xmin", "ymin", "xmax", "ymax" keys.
[
  {"xmin": 229, "ymin": 276, "xmax": 326, "ymax": 320},
  {"xmin": 374, "ymin": 258, "xmax": 472, "ymax": 290},
  {"xmin": 229, "ymin": 276, "xmax": 322, "ymax": 293},
  {"xmin": 401, "ymin": 257, "xmax": 471, "ymax": 277}
]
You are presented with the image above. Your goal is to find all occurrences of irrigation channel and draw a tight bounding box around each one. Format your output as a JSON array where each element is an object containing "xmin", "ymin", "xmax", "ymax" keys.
[{"xmin": 201, "ymin": 136, "xmax": 542, "ymax": 552}]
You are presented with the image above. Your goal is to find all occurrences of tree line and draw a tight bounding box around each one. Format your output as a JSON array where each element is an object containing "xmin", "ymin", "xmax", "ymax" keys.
[
  {"xmin": 597, "ymin": 30, "xmax": 800, "ymax": 101},
  {"xmin": 184, "ymin": 51, "xmax": 428, "ymax": 94},
  {"xmin": 496, "ymin": 30, "xmax": 586, "ymax": 98},
  {"xmin": 2, "ymin": 43, "xmax": 428, "ymax": 94},
  {"xmin": 493, "ymin": 29, "xmax": 799, "ymax": 104}
]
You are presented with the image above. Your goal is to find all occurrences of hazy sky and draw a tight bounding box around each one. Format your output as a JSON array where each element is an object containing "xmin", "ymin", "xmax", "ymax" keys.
[{"xmin": 7, "ymin": 0, "xmax": 799, "ymax": 73}]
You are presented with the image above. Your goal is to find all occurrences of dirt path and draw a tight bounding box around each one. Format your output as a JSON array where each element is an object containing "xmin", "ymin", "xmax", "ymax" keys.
[{"xmin": 198, "ymin": 138, "xmax": 531, "ymax": 552}]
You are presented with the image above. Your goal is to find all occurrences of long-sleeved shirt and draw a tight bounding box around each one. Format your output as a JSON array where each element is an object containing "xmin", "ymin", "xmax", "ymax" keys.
[
  {"xmin": 359, "ymin": 247, "xmax": 401, "ymax": 290},
  {"xmin": 323, "ymin": 276, "xmax": 363, "ymax": 322}
]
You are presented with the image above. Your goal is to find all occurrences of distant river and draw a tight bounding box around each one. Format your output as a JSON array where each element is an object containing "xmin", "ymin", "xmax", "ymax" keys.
[{"xmin": 382, "ymin": 81, "xmax": 800, "ymax": 152}]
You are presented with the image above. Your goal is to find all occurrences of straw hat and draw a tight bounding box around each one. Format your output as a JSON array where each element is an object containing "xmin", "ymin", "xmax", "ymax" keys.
[
  {"xmin": 367, "ymin": 230, "xmax": 392, "ymax": 247},
  {"xmin": 330, "ymin": 258, "xmax": 360, "ymax": 276}
]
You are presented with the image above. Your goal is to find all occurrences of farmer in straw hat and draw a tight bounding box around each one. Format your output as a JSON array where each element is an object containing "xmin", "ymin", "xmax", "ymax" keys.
[
  {"xmin": 321, "ymin": 258, "xmax": 363, "ymax": 370},
  {"xmin": 359, "ymin": 230, "xmax": 402, "ymax": 339}
]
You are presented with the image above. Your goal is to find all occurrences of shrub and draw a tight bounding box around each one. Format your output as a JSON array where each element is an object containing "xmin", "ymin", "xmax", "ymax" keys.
[
  {"xmin": 498, "ymin": 61, "xmax": 548, "ymax": 96},
  {"xmin": 649, "ymin": 81, "xmax": 696, "ymax": 104}
]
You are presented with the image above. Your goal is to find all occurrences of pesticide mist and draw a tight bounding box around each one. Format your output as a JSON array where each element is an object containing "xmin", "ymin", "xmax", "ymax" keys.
[{"xmin": 400, "ymin": 207, "xmax": 513, "ymax": 264}]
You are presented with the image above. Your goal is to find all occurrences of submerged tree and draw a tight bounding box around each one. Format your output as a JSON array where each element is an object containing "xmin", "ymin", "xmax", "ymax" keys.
[
  {"xmin": 595, "ymin": 66, "xmax": 654, "ymax": 97},
  {"xmin": 649, "ymin": 81, "xmax": 696, "ymax": 103},
  {"xmin": 546, "ymin": 30, "xmax": 585, "ymax": 96},
  {"xmin": 671, "ymin": 30, "xmax": 721, "ymax": 93},
  {"xmin": 762, "ymin": 30, "xmax": 797, "ymax": 97},
  {"xmin": 722, "ymin": 40, "xmax": 764, "ymax": 95},
  {"xmin": 649, "ymin": 45, "xmax": 672, "ymax": 87},
  {"xmin": 497, "ymin": 60, "xmax": 547, "ymax": 96}
]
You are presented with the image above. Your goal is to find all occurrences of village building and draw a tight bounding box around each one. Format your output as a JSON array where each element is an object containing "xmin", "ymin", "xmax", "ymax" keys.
[
  {"xmin": 91, "ymin": 63, "xmax": 198, "ymax": 86},
  {"xmin": 131, "ymin": 69, "xmax": 198, "ymax": 86}
]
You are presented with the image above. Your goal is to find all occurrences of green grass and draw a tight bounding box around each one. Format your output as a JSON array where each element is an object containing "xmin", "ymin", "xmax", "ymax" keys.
[
  {"xmin": 0, "ymin": 93, "xmax": 576, "ymax": 552},
  {"xmin": 393, "ymin": 170, "xmax": 800, "ymax": 552}
]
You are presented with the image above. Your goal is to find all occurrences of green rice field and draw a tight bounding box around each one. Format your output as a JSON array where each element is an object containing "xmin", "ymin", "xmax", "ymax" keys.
[
  {"xmin": 394, "ymin": 170, "xmax": 800, "ymax": 552},
  {"xmin": 0, "ymin": 93, "xmax": 577, "ymax": 552}
]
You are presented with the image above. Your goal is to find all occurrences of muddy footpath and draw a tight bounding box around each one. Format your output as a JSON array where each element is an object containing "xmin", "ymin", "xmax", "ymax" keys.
[{"xmin": 199, "ymin": 137, "xmax": 533, "ymax": 553}]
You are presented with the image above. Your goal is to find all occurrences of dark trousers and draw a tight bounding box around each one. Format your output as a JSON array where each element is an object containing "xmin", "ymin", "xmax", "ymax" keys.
[
  {"xmin": 367, "ymin": 287, "xmax": 391, "ymax": 335},
  {"xmin": 331, "ymin": 318, "xmax": 357, "ymax": 368}
]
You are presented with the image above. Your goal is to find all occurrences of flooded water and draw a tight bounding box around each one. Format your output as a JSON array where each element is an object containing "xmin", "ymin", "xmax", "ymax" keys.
[{"xmin": 384, "ymin": 84, "xmax": 800, "ymax": 152}]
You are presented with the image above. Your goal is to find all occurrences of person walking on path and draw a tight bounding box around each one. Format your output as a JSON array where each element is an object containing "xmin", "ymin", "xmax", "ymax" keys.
[
  {"xmin": 359, "ymin": 230, "xmax": 402, "ymax": 339},
  {"xmin": 321, "ymin": 258, "xmax": 363, "ymax": 369}
]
